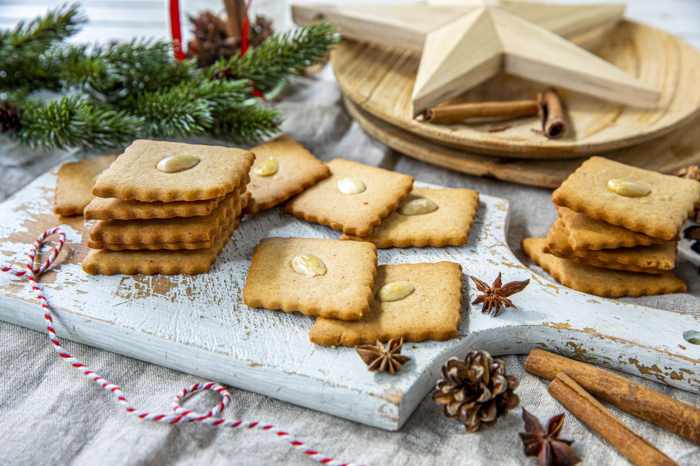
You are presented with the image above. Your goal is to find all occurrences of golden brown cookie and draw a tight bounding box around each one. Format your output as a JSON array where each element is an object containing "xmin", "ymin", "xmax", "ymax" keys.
[
  {"xmin": 285, "ymin": 159, "xmax": 413, "ymax": 237},
  {"xmin": 552, "ymin": 157, "xmax": 700, "ymax": 240},
  {"xmin": 545, "ymin": 219, "xmax": 676, "ymax": 274},
  {"xmin": 557, "ymin": 206, "xmax": 661, "ymax": 251},
  {"xmin": 523, "ymin": 237, "xmax": 686, "ymax": 298},
  {"xmin": 82, "ymin": 216, "xmax": 240, "ymax": 275},
  {"xmin": 242, "ymin": 237, "xmax": 377, "ymax": 320},
  {"xmin": 309, "ymin": 262, "xmax": 463, "ymax": 346},
  {"xmin": 54, "ymin": 155, "xmax": 117, "ymax": 217},
  {"xmin": 246, "ymin": 135, "xmax": 331, "ymax": 214},
  {"xmin": 93, "ymin": 139, "xmax": 254, "ymax": 202},
  {"xmin": 341, "ymin": 188, "xmax": 479, "ymax": 248},
  {"xmin": 87, "ymin": 193, "xmax": 247, "ymax": 251},
  {"xmin": 88, "ymin": 191, "xmax": 244, "ymax": 246},
  {"xmin": 84, "ymin": 196, "xmax": 223, "ymax": 220}
]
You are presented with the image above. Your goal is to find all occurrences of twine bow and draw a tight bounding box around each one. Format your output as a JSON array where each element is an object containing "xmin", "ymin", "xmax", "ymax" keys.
[{"xmin": 2, "ymin": 227, "xmax": 360, "ymax": 466}]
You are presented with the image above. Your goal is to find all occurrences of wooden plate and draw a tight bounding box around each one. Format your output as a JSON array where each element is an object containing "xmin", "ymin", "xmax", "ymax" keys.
[
  {"xmin": 333, "ymin": 20, "xmax": 700, "ymax": 159},
  {"xmin": 345, "ymin": 98, "xmax": 700, "ymax": 189}
]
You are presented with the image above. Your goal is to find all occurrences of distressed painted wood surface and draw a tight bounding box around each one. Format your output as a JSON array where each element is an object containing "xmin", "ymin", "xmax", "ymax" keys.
[
  {"xmin": 1, "ymin": 170, "xmax": 699, "ymax": 431},
  {"xmin": 329, "ymin": 18, "xmax": 700, "ymax": 158}
]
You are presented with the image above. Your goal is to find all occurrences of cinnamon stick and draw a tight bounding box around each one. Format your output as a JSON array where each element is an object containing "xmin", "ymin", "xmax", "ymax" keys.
[
  {"xmin": 537, "ymin": 89, "xmax": 567, "ymax": 139},
  {"xmin": 223, "ymin": 0, "xmax": 247, "ymax": 39},
  {"xmin": 424, "ymin": 100, "xmax": 539, "ymax": 124},
  {"xmin": 549, "ymin": 373, "xmax": 677, "ymax": 466},
  {"xmin": 525, "ymin": 349, "xmax": 700, "ymax": 444}
]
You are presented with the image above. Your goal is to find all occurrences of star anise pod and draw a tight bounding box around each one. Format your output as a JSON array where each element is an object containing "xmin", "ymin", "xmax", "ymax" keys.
[
  {"xmin": 356, "ymin": 338, "xmax": 410, "ymax": 374},
  {"xmin": 519, "ymin": 409, "xmax": 580, "ymax": 466},
  {"xmin": 676, "ymin": 165, "xmax": 700, "ymax": 181},
  {"xmin": 471, "ymin": 273, "xmax": 529, "ymax": 317}
]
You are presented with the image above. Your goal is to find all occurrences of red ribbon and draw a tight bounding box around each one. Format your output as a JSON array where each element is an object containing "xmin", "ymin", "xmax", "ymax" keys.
[
  {"xmin": 168, "ymin": 0, "xmax": 186, "ymax": 61},
  {"xmin": 169, "ymin": 0, "xmax": 262, "ymax": 97}
]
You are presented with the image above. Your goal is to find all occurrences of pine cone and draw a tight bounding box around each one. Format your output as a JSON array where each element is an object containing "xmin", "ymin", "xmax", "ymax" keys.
[
  {"xmin": 187, "ymin": 11, "xmax": 240, "ymax": 67},
  {"xmin": 433, "ymin": 350, "xmax": 519, "ymax": 432},
  {"xmin": 250, "ymin": 16, "xmax": 274, "ymax": 48},
  {"xmin": 0, "ymin": 101, "xmax": 20, "ymax": 133}
]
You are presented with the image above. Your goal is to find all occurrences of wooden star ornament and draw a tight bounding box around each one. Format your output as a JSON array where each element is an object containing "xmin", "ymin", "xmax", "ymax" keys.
[{"xmin": 293, "ymin": 0, "xmax": 660, "ymax": 117}]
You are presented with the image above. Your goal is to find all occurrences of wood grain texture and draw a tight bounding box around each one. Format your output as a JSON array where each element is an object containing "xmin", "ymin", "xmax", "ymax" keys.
[
  {"xmin": 344, "ymin": 98, "xmax": 700, "ymax": 189},
  {"xmin": 1, "ymin": 169, "xmax": 699, "ymax": 430},
  {"xmin": 331, "ymin": 19, "xmax": 700, "ymax": 158},
  {"xmin": 294, "ymin": 2, "xmax": 655, "ymax": 114}
]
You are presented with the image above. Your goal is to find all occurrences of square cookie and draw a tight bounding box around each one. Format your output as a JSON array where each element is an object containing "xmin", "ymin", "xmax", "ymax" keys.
[
  {"xmin": 557, "ymin": 206, "xmax": 661, "ymax": 251},
  {"xmin": 285, "ymin": 159, "xmax": 413, "ymax": 237},
  {"xmin": 342, "ymin": 188, "xmax": 479, "ymax": 248},
  {"xmin": 545, "ymin": 219, "xmax": 676, "ymax": 274},
  {"xmin": 246, "ymin": 135, "xmax": 331, "ymax": 214},
  {"xmin": 54, "ymin": 155, "xmax": 117, "ymax": 217},
  {"xmin": 84, "ymin": 195, "xmax": 223, "ymax": 220},
  {"xmin": 93, "ymin": 139, "xmax": 254, "ymax": 202},
  {"xmin": 243, "ymin": 237, "xmax": 377, "ymax": 320},
  {"xmin": 82, "ymin": 216, "xmax": 240, "ymax": 275},
  {"xmin": 552, "ymin": 157, "xmax": 700, "ymax": 240},
  {"xmin": 523, "ymin": 237, "xmax": 686, "ymax": 298},
  {"xmin": 87, "ymin": 194, "xmax": 247, "ymax": 251},
  {"xmin": 309, "ymin": 262, "xmax": 463, "ymax": 346},
  {"xmin": 89, "ymin": 190, "xmax": 243, "ymax": 246}
]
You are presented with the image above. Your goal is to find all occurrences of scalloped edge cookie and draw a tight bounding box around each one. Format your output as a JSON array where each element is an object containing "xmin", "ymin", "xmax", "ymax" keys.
[
  {"xmin": 523, "ymin": 237, "xmax": 686, "ymax": 298},
  {"xmin": 243, "ymin": 237, "xmax": 377, "ymax": 321},
  {"xmin": 309, "ymin": 262, "xmax": 463, "ymax": 346},
  {"xmin": 88, "ymin": 191, "xmax": 246, "ymax": 245},
  {"xmin": 545, "ymin": 219, "xmax": 676, "ymax": 273},
  {"xmin": 341, "ymin": 188, "xmax": 479, "ymax": 248},
  {"xmin": 552, "ymin": 157, "xmax": 700, "ymax": 241},
  {"xmin": 84, "ymin": 195, "xmax": 223, "ymax": 220},
  {"xmin": 557, "ymin": 206, "xmax": 662, "ymax": 251},
  {"xmin": 82, "ymin": 216, "xmax": 240, "ymax": 275},
  {"xmin": 54, "ymin": 155, "xmax": 117, "ymax": 217},
  {"xmin": 246, "ymin": 135, "xmax": 331, "ymax": 214},
  {"xmin": 93, "ymin": 139, "xmax": 254, "ymax": 202},
  {"xmin": 87, "ymin": 194, "xmax": 247, "ymax": 251},
  {"xmin": 285, "ymin": 158, "xmax": 413, "ymax": 237}
]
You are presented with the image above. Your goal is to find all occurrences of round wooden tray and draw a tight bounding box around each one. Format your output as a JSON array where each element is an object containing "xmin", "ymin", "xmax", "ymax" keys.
[
  {"xmin": 345, "ymin": 98, "xmax": 700, "ymax": 189},
  {"xmin": 333, "ymin": 20, "xmax": 700, "ymax": 159}
]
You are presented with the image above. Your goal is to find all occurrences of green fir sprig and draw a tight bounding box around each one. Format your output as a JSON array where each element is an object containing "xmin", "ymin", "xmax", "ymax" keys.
[
  {"xmin": 0, "ymin": 4, "xmax": 337, "ymax": 150},
  {"xmin": 0, "ymin": 3, "xmax": 86, "ymax": 91},
  {"xmin": 208, "ymin": 23, "xmax": 339, "ymax": 93},
  {"xmin": 17, "ymin": 97, "xmax": 139, "ymax": 150}
]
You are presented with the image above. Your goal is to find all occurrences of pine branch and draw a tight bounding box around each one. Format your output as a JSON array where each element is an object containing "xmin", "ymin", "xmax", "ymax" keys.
[
  {"xmin": 66, "ymin": 40, "xmax": 196, "ymax": 103},
  {"xmin": 16, "ymin": 97, "xmax": 140, "ymax": 150},
  {"xmin": 133, "ymin": 77, "xmax": 280, "ymax": 142},
  {"xmin": 132, "ymin": 83, "xmax": 213, "ymax": 138},
  {"xmin": 212, "ymin": 101, "xmax": 280, "ymax": 143},
  {"xmin": 0, "ymin": 3, "xmax": 85, "ymax": 91},
  {"xmin": 208, "ymin": 23, "xmax": 338, "ymax": 92},
  {"xmin": 0, "ymin": 3, "xmax": 83, "ymax": 50}
]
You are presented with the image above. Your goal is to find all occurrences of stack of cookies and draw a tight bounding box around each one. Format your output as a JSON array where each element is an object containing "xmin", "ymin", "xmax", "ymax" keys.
[
  {"xmin": 81, "ymin": 140, "xmax": 254, "ymax": 275},
  {"xmin": 523, "ymin": 157, "xmax": 700, "ymax": 297}
]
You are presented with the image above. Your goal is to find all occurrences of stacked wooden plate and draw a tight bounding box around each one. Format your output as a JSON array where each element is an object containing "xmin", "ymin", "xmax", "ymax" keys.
[{"xmin": 331, "ymin": 20, "xmax": 700, "ymax": 188}]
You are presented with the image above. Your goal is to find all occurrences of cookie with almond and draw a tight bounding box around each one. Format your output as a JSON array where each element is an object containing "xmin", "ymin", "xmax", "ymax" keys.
[
  {"xmin": 342, "ymin": 188, "xmax": 479, "ymax": 248},
  {"xmin": 552, "ymin": 157, "xmax": 700, "ymax": 241},
  {"xmin": 285, "ymin": 159, "xmax": 413, "ymax": 237}
]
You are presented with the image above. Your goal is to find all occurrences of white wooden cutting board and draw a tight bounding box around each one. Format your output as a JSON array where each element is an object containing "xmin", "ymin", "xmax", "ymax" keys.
[{"xmin": 1, "ymin": 169, "xmax": 699, "ymax": 430}]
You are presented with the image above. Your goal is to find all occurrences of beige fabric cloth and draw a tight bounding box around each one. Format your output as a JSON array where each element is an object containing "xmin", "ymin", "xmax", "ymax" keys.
[{"xmin": 1, "ymin": 75, "xmax": 699, "ymax": 465}]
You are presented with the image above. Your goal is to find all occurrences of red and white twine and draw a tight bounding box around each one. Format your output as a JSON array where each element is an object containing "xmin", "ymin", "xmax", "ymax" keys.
[{"xmin": 2, "ymin": 227, "xmax": 361, "ymax": 466}]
